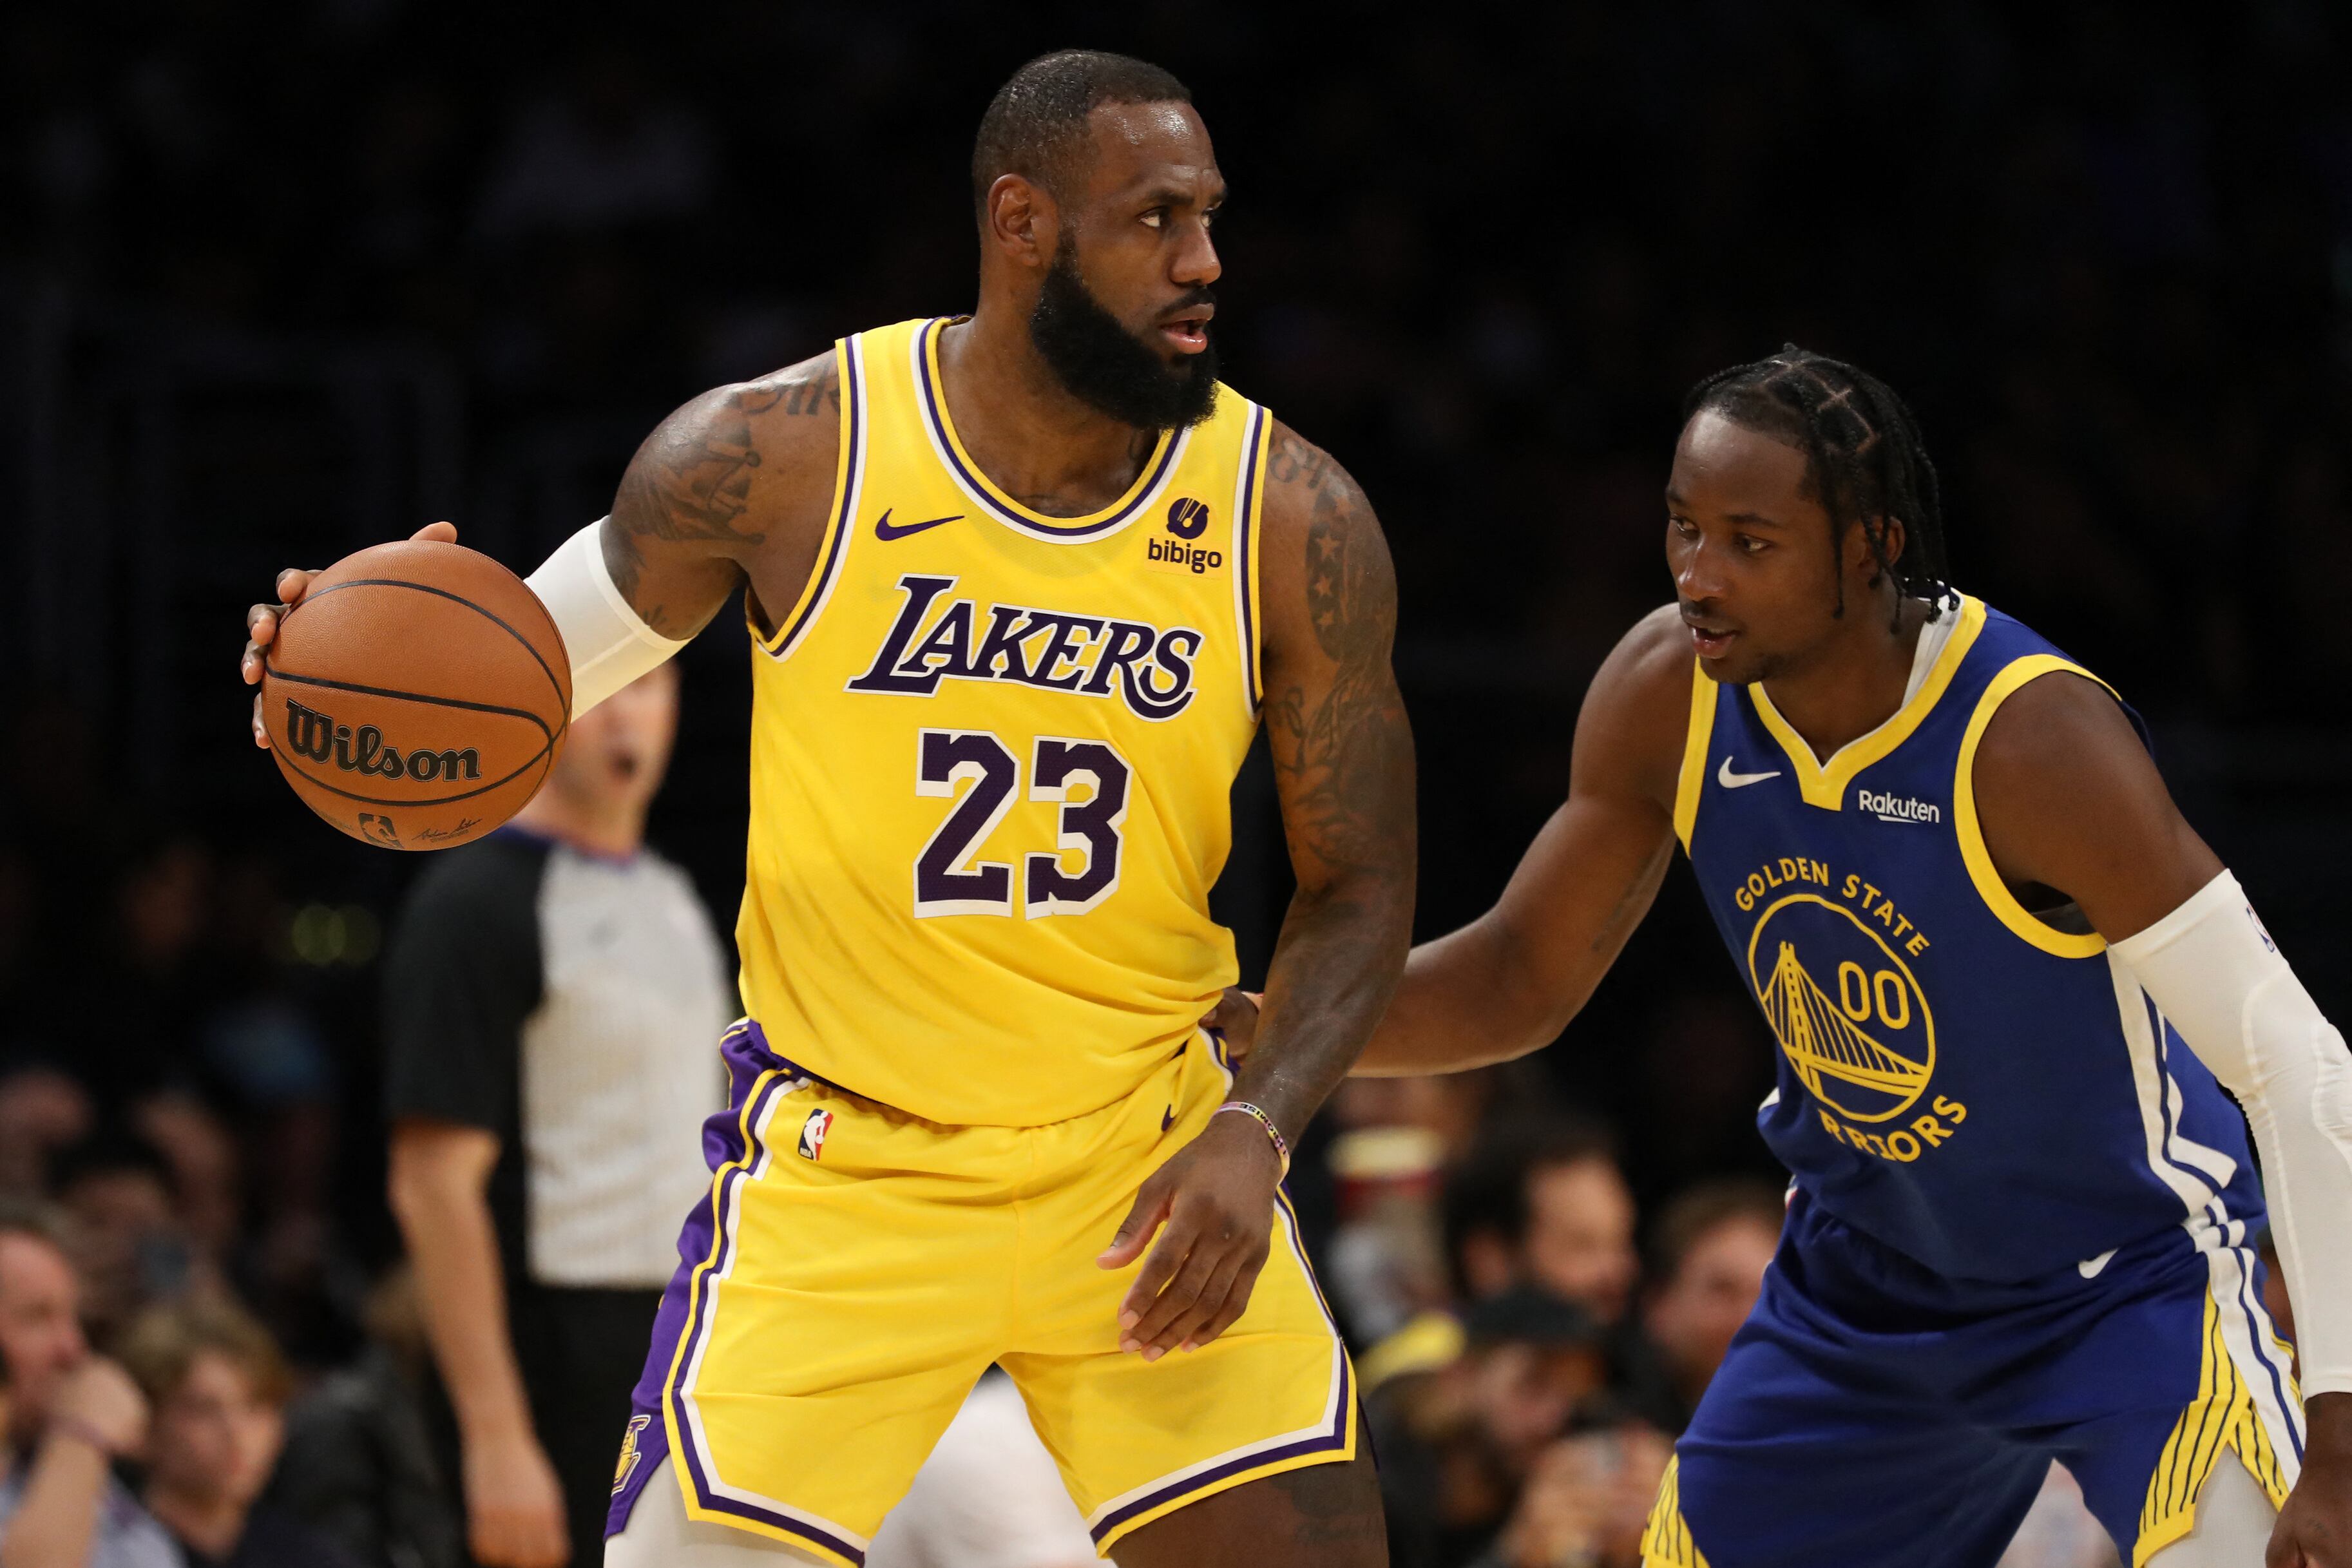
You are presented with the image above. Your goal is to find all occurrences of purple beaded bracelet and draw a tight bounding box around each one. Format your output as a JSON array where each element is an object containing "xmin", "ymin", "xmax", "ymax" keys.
[{"xmin": 1214, "ymin": 1100, "xmax": 1290, "ymax": 1176}]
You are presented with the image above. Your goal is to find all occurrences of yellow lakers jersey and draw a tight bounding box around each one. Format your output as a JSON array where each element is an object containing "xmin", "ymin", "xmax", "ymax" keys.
[{"xmin": 736, "ymin": 317, "xmax": 1270, "ymax": 1127}]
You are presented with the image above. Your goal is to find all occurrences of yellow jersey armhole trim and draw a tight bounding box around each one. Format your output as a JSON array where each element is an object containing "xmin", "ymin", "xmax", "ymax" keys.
[
  {"xmin": 753, "ymin": 334, "xmax": 863, "ymax": 658},
  {"xmin": 1752, "ymin": 595, "xmax": 1989, "ymax": 809},
  {"xmin": 1672, "ymin": 661, "xmax": 1717, "ymax": 851},
  {"xmin": 1234, "ymin": 401, "xmax": 1270, "ymax": 717},
  {"xmin": 1952, "ymin": 651, "xmax": 2112, "ymax": 959}
]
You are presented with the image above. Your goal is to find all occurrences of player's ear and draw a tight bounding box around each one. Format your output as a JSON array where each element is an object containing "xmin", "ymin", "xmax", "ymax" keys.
[
  {"xmin": 983, "ymin": 173, "xmax": 1056, "ymax": 271},
  {"xmin": 1875, "ymin": 514, "xmax": 1907, "ymax": 574}
]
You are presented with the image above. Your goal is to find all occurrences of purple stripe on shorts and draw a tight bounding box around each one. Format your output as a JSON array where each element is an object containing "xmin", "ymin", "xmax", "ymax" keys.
[
  {"xmin": 1087, "ymin": 1187, "xmax": 1355, "ymax": 1544},
  {"xmin": 609, "ymin": 1021, "xmax": 867, "ymax": 1562}
]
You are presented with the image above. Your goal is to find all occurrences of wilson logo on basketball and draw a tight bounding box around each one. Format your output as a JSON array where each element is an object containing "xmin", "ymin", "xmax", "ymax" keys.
[{"xmin": 283, "ymin": 698, "xmax": 482, "ymax": 783}]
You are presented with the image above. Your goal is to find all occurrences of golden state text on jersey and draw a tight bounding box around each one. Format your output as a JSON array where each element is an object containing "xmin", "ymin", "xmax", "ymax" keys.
[
  {"xmin": 736, "ymin": 318, "xmax": 1270, "ymax": 1127},
  {"xmin": 1674, "ymin": 597, "xmax": 2264, "ymax": 1281}
]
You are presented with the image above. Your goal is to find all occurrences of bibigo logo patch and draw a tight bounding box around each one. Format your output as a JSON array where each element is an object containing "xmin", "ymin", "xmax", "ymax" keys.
[{"xmin": 1147, "ymin": 497, "xmax": 1223, "ymax": 575}]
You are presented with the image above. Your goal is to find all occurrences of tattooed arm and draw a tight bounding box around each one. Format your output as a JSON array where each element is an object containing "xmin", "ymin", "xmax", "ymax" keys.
[
  {"xmin": 600, "ymin": 350, "xmax": 843, "ymax": 641},
  {"xmin": 1237, "ymin": 428, "xmax": 1418, "ymax": 1120},
  {"xmin": 242, "ymin": 353, "xmax": 843, "ymax": 740},
  {"xmin": 1350, "ymin": 604, "xmax": 1690, "ymax": 1075},
  {"xmin": 1101, "ymin": 424, "xmax": 1416, "ymax": 1357}
]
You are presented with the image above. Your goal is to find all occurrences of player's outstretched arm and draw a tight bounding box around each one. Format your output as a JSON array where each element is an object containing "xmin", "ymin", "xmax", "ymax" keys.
[
  {"xmin": 1973, "ymin": 673, "xmax": 2352, "ymax": 1565},
  {"xmin": 1350, "ymin": 606, "xmax": 1689, "ymax": 1076},
  {"xmin": 1100, "ymin": 425, "xmax": 1416, "ymax": 1359},
  {"xmin": 241, "ymin": 351, "xmax": 841, "ymax": 738}
]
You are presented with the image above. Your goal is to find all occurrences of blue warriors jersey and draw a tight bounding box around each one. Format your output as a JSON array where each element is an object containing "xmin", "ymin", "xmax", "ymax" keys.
[{"xmin": 1675, "ymin": 596, "xmax": 2264, "ymax": 1281}]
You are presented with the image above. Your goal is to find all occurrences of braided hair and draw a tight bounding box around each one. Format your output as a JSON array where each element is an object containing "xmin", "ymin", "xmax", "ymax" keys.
[{"xmin": 1683, "ymin": 347, "xmax": 1953, "ymax": 628}]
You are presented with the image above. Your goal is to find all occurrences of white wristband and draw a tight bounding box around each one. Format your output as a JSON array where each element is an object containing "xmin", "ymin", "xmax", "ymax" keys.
[{"xmin": 524, "ymin": 521, "xmax": 687, "ymax": 719}]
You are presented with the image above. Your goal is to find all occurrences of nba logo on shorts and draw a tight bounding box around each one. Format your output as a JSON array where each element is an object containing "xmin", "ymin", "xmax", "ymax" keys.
[{"xmin": 798, "ymin": 1108, "xmax": 834, "ymax": 1161}]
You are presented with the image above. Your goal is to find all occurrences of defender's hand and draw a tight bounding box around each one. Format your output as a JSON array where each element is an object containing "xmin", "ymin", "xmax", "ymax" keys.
[
  {"xmin": 2271, "ymin": 1393, "xmax": 2352, "ymax": 1565},
  {"xmin": 1098, "ymin": 1109, "xmax": 1280, "ymax": 1359},
  {"xmin": 463, "ymin": 1426, "xmax": 569, "ymax": 1568},
  {"xmin": 245, "ymin": 520, "xmax": 457, "ymax": 746},
  {"xmin": 1203, "ymin": 988, "xmax": 1262, "ymax": 1061}
]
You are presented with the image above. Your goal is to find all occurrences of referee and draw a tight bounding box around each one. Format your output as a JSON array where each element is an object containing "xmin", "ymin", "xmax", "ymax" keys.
[{"xmin": 382, "ymin": 664, "xmax": 731, "ymax": 1568}]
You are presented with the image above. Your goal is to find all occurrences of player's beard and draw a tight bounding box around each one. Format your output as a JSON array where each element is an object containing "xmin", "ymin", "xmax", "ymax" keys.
[{"xmin": 1029, "ymin": 250, "xmax": 1218, "ymax": 432}]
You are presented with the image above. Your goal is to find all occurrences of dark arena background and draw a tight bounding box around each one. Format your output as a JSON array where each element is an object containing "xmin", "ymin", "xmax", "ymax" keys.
[{"xmin": 3, "ymin": 5, "xmax": 2349, "ymax": 1566}]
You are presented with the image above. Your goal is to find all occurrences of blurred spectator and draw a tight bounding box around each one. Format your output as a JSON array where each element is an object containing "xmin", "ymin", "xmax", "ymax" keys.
[
  {"xmin": 1637, "ymin": 1180, "xmax": 1784, "ymax": 1433},
  {"xmin": 52, "ymin": 1129, "xmax": 216, "ymax": 1350},
  {"xmin": 0, "ymin": 1074, "xmax": 90, "ymax": 1203},
  {"xmin": 267, "ymin": 1266, "xmax": 463, "ymax": 1568},
  {"xmin": 1370, "ymin": 1286, "xmax": 1612, "ymax": 1568},
  {"xmin": 1473, "ymin": 1425, "xmax": 1674, "ymax": 1568},
  {"xmin": 1442, "ymin": 1118, "xmax": 1638, "ymax": 1326},
  {"xmin": 0, "ymin": 1199, "xmax": 173, "ymax": 1568},
  {"xmin": 119, "ymin": 1299, "xmax": 361, "ymax": 1568},
  {"xmin": 382, "ymin": 665, "xmax": 728, "ymax": 1568}
]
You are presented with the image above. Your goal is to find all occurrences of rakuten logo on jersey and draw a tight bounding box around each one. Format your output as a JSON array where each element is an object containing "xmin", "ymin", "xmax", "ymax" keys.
[
  {"xmin": 847, "ymin": 573, "xmax": 1201, "ymax": 721},
  {"xmin": 1857, "ymin": 789, "xmax": 1941, "ymax": 825}
]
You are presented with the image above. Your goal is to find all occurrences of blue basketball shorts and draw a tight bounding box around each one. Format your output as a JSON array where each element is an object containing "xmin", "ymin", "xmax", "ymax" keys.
[{"xmin": 1640, "ymin": 1190, "xmax": 2302, "ymax": 1568}]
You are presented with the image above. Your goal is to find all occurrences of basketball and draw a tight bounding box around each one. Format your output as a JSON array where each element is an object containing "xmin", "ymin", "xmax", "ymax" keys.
[{"xmin": 260, "ymin": 540, "xmax": 570, "ymax": 851}]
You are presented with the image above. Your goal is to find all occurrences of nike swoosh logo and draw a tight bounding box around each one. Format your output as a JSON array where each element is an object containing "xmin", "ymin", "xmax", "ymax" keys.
[
  {"xmin": 1161, "ymin": 1106, "xmax": 1176, "ymax": 1133},
  {"xmin": 1718, "ymin": 756, "xmax": 1783, "ymax": 789},
  {"xmin": 874, "ymin": 508, "xmax": 962, "ymax": 541}
]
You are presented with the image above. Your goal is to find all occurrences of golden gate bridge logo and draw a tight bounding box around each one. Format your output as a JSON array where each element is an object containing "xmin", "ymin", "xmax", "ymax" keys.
[{"xmin": 1745, "ymin": 894, "xmax": 1936, "ymax": 1123}]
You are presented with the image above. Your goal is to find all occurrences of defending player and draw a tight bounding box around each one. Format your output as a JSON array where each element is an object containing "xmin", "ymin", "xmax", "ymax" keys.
[
  {"xmin": 242, "ymin": 52, "xmax": 1411, "ymax": 1568},
  {"xmin": 1229, "ymin": 349, "xmax": 2352, "ymax": 1565}
]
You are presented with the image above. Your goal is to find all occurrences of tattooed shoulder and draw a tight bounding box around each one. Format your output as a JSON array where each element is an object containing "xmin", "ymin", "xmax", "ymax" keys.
[
  {"xmin": 1257, "ymin": 423, "xmax": 1411, "ymax": 879},
  {"xmin": 606, "ymin": 351, "xmax": 840, "ymax": 610},
  {"xmin": 1261, "ymin": 425, "xmax": 1397, "ymax": 665}
]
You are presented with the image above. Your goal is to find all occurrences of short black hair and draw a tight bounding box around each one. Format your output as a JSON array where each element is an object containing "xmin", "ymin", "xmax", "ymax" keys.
[
  {"xmin": 972, "ymin": 50, "xmax": 1192, "ymax": 220},
  {"xmin": 1684, "ymin": 346, "xmax": 1953, "ymax": 628},
  {"xmin": 1441, "ymin": 1113, "xmax": 1621, "ymax": 1296}
]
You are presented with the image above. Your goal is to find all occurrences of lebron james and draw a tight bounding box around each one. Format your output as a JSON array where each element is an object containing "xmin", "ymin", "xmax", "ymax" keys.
[{"xmin": 244, "ymin": 52, "xmax": 1410, "ymax": 1568}]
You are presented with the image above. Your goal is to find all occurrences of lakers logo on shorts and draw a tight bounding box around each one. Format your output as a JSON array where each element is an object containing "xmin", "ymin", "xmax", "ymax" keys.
[
  {"xmin": 1746, "ymin": 893, "xmax": 1936, "ymax": 1123},
  {"xmin": 613, "ymin": 1413, "xmax": 652, "ymax": 1494}
]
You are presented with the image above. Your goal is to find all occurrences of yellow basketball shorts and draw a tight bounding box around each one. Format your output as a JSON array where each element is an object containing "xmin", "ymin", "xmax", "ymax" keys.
[{"xmin": 604, "ymin": 1020, "xmax": 1358, "ymax": 1565}]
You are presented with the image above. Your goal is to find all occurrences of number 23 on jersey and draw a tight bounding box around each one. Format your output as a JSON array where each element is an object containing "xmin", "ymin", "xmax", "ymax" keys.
[{"xmin": 913, "ymin": 729, "xmax": 1130, "ymax": 919}]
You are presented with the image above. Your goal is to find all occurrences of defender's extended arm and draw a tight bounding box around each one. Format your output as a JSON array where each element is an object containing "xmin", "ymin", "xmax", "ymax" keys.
[{"xmin": 1348, "ymin": 607, "xmax": 1689, "ymax": 1076}]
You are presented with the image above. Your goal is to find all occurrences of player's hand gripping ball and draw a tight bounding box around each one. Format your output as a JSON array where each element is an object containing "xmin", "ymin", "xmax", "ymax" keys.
[{"xmin": 256, "ymin": 539, "xmax": 570, "ymax": 850}]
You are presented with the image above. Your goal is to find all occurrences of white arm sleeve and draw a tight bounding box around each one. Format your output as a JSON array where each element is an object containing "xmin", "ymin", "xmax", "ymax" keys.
[
  {"xmin": 524, "ymin": 520, "xmax": 687, "ymax": 719},
  {"xmin": 2113, "ymin": 869, "xmax": 2352, "ymax": 1397}
]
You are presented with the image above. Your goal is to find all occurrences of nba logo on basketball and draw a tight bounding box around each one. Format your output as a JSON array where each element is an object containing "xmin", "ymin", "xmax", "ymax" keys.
[{"xmin": 798, "ymin": 1109, "xmax": 834, "ymax": 1161}]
